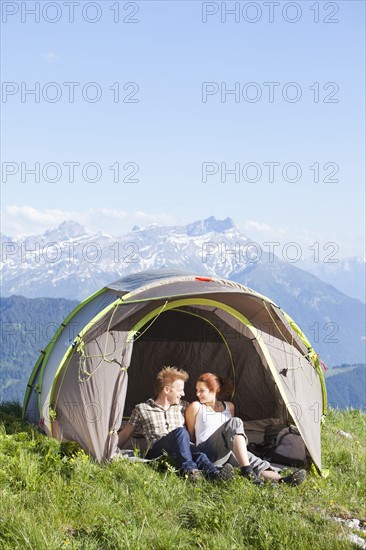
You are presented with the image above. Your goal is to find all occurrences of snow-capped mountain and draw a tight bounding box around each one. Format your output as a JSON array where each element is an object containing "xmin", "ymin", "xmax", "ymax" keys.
[
  {"xmin": 0, "ymin": 216, "xmax": 261, "ymax": 299},
  {"xmin": 1, "ymin": 217, "xmax": 365, "ymax": 365}
]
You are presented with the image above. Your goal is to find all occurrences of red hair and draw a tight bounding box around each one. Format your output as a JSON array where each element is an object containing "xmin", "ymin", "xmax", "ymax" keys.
[{"xmin": 196, "ymin": 373, "xmax": 233, "ymax": 396}]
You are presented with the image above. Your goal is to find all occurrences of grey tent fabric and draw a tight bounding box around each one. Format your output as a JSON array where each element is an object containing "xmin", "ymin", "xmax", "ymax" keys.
[
  {"xmin": 24, "ymin": 270, "xmax": 326, "ymax": 471},
  {"xmin": 107, "ymin": 269, "xmax": 195, "ymax": 293},
  {"xmin": 28, "ymin": 289, "xmax": 119, "ymax": 432}
]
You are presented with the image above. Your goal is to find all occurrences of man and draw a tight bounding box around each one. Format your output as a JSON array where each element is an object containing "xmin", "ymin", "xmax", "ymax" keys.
[{"xmin": 118, "ymin": 366, "xmax": 234, "ymax": 482}]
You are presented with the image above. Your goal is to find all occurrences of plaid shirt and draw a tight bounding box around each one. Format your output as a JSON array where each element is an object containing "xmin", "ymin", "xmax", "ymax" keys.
[{"xmin": 128, "ymin": 398, "xmax": 189, "ymax": 449}]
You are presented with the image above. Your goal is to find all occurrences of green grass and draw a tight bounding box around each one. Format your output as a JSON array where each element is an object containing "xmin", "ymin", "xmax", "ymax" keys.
[{"xmin": 0, "ymin": 403, "xmax": 365, "ymax": 550}]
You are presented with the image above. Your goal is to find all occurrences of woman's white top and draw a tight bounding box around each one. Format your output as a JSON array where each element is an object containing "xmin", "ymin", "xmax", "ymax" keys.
[{"xmin": 195, "ymin": 402, "xmax": 232, "ymax": 445}]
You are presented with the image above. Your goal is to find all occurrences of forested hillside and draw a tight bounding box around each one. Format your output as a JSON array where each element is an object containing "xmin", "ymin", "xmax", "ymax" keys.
[
  {"xmin": 325, "ymin": 364, "xmax": 366, "ymax": 410},
  {"xmin": 0, "ymin": 296, "xmax": 79, "ymax": 403}
]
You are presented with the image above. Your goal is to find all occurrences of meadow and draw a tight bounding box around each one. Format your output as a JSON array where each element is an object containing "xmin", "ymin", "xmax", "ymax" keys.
[{"xmin": 0, "ymin": 403, "xmax": 365, "ymax": 549}]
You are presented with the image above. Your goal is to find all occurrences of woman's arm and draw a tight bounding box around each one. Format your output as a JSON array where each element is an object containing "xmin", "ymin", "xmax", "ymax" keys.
[
  {"xmin": 117, "ymin": 422, "xmax": 135, "ymax": 449},
  {"xmin": 185, "ymin": 401, "xmax": 200, "ymax": 443}
]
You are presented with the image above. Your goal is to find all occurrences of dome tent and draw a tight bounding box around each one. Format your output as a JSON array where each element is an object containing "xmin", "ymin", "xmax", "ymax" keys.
[{"xmin": 23, "ymin": 270, "xmax": 326, "ymax": 471}]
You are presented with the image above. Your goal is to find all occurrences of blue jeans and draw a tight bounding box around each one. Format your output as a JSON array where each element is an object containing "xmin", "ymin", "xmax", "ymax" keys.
[{"xmin": 146, "ymin": 427, "xmax": 218, "ymax": 478}]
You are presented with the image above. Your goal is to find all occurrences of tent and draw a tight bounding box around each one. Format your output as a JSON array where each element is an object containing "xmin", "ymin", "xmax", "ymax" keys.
[{"xmin": 23, "ymin": 270, "xmax": 327, "ymax": 471}]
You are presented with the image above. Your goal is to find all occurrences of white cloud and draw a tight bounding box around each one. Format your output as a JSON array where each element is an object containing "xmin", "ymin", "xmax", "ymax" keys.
[
  {"xmin": 244, "ymin": 221, "xmax": 272, "ymax": 232},
  {"xmin": 239, "ymin": 220, "xmax": 363, "ymax": 261},
  {"xmin": 1, "ymin": 206, "xmax": 176, "ymax": 238},
  {"xmin": 42, "ymin": 52, "xmax": 57, "ymax": 63},
  {"xmin": 243, "ymin": 220, "xmax": 288, "ymax": 236}
]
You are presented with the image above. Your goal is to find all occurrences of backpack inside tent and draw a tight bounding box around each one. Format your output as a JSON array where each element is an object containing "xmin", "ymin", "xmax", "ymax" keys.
[{"xmin": 23, "ymin": 270, "xmax": 327, "ymax": 472}]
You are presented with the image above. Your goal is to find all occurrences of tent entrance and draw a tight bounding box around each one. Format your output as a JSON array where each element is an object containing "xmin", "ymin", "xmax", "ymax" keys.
[{"xmin": 124, "ymin": 304, "xmax": 287, "ymax": 429}]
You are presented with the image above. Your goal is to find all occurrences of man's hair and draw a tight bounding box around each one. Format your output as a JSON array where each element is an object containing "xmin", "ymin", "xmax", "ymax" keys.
[{"xmin": 155, "ymin": 366, "xmax": 189, "ymax": 394}]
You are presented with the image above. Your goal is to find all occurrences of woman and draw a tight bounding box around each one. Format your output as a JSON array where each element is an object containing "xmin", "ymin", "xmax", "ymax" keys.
[{"xmin": 185, "ymin": 373, "xmax": 306, "ymax": 486}]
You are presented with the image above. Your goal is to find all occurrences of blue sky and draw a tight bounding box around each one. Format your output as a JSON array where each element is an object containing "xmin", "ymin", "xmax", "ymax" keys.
[{"xmin": 1, "ymin": 0, "xmax": 365, "ymax": 258}]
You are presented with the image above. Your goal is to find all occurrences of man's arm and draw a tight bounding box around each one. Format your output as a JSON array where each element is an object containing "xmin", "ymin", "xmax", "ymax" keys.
[{"xmin": 117, "ymin": 422, "xmax": 135, "ymax": 449}]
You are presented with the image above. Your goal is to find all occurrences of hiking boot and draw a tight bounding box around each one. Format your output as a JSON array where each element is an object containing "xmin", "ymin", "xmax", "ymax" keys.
[
  {"xmin": 279, "ymin": 469, "xmax": 306, "ymax": 487},
  {"xmin": 214, "ymin": 463, "xmax": 235, "ymax": 482},
  {"xmin": 186, "ymin": 469, "xmax": 203, "ymax": 483},
  {"xmin": 240, "ymin": 466, "xmax": 263, "ymax": 485}
]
